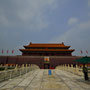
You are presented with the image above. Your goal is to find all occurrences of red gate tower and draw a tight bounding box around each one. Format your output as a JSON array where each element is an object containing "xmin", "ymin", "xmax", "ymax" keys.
[{"xmin": 19, "ymin": 42, "xmax": 75, "ymax": 56}]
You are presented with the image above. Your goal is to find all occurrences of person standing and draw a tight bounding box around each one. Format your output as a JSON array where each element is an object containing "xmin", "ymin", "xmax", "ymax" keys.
[{"xmin": 83, "ymin": 65, "xmax": 89, "ymax": 80}]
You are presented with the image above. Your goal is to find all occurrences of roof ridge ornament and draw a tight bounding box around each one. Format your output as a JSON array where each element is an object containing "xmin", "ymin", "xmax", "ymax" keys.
[
  {"xmin": 30, "ymin": 42, "xmax": 32, "ymax": 45},
  {"xmin": 62, "ymin": 42, "xmax": 64, "ymax": 45}
]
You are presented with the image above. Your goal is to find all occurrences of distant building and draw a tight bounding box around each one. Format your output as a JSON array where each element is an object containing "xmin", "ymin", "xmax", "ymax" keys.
[{"xmin": 19, "ymin": 42, "xmax": 75, "ymax": 56}]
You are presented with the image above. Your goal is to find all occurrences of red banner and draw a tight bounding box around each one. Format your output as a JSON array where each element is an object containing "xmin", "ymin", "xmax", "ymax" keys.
[
  {"xmin": 7, "ymin": 50, "xmax": 9, "ymax": 54},
  {"xmin": 80, "ymin": 50, "xmax": 83, "ymax": 54},
  {"xmin": 86, "ymin": 50, "xmax": 88, "ymax": 54},
  {"xmin": 12, "ymin": 50, "xmax": 14, "ymax": 54},
  {"xmin": 2, "ymin": 50, "xmax": 4, "ymax": 54}
]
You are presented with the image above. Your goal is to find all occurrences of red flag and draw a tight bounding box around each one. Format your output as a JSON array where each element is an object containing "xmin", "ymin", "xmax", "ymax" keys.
[
  {"xmin": 7, "ymin": 50, "xmax": 9, "ymax": 54},
  {"xmin": 86, "ymin": 50, "xmax": 88, "ymax": 54},
  {"xmin": 80, "ymin": 50, "xmax": 83, "ymax": 54},
  {"xmin": 2, "ymin": 50, "xmax": 4, "ymax": 54},
  {"xmin": 12, "ymin": 50, "xmax": 14, "ymax": 54}
]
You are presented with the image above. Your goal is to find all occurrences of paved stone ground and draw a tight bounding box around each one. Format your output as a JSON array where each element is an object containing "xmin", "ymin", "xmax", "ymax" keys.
[{"xmin": 0, "ymin": 69, "xmax": 90, "ymax": 90}]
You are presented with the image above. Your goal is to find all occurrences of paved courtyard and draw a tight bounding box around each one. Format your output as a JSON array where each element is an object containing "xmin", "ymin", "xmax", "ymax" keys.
[{"xmin": 0, "ymin": 69, "xmax": 90, "ymax": 90}]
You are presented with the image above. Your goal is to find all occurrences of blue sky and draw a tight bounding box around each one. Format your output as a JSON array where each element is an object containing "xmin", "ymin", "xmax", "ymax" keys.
[{"xmin": 0, "ymin": 0, "xmax": 90, "ymax": 56}]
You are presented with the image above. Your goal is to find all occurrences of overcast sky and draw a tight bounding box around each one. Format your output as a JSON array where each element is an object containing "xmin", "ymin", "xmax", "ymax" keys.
[{"xmin": 0, "ymin": 0, "xmax": 90, "ymax": 56}]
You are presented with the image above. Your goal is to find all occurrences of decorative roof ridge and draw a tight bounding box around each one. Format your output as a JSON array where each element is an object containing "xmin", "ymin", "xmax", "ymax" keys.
[{"xmin": 28, "ymin": 42, "xmax": 65, "ymax": 45}]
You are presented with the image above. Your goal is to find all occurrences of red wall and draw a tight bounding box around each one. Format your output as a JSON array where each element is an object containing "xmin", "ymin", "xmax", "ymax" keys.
[{"xmin": 0, "ymin": 56, "xmax": 82, "ymax": 68}]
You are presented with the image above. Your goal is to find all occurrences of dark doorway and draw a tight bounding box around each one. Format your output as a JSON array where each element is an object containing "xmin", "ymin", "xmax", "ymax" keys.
[{"xmin": 44, "ymin": 64, "xmax": 50, "ymax": 69}]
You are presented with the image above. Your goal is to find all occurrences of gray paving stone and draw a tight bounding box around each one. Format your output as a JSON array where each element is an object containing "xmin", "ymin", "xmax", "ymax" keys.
[{"xmin": 0, "ymin": 69, "xmax": 90, "ymax": 90}]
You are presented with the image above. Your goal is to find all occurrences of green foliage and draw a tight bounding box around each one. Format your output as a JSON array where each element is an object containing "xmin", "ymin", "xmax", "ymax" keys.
[
  {"xmin": 8, "ymin": 66, "xmax": 15, "ymax": 69},
  {"xmin": 0, "ymin": 67, "xmax": 5, "ymax": 71},
  {"xmin": 0, "ymin": 66, "xmax": 15, "ymax": 71}
]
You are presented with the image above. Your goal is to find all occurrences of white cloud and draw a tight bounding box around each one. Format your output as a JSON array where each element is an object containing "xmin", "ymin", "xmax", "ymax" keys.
[
  {"xmin": 0, "ymin": 9, "xmax": 10, "ymax": 27},
  {"xmin": 50, "ymin": 20, "xmax": 90, "ymax": 56},
  {"xmin": 88, "ymin": 0, "xmax": 90, "ymax": 7},
  {"xmin": 88, "ymin": 0, "xmax": 90, "ymax": 17},
  {"xmin": 0, "ymin": 0, "xmax": 57, "ymax": 31},
  {"xmin": 88, "ymin": 12, "xmax": 90, "ymax": 17},
  {"xmin": 68, "ymin": 17, "xmax": 79, "ymax": 25}
]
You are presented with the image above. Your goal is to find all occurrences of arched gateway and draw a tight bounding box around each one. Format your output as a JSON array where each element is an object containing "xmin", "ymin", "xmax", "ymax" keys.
[
  {"xmin": 0, "ymin": 42, "xmax": 81, "ymax": 69},
  {"xmin": 19, "ymin": 42, "xmax": 77, "ymax": 69}
]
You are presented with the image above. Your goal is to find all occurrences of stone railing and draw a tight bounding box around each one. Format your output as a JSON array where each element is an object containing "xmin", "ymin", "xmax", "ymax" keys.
[
  {"xmin": 0, "ymin": 64, "xmax": 39, "ymax": 82},
  {"xmin": 56, "ymin": 64, "xmax": 90, "ymax": 77}
]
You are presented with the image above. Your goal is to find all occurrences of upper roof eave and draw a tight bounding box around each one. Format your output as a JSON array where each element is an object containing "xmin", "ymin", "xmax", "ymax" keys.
[{"xmin": 19, "ymin": 49, "xmax": 75, "ymax": 52}]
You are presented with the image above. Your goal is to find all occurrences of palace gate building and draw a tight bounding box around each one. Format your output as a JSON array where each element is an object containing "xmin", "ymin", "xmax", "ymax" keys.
[{"xmin": 0, "ymin": 42, "xmax": 82, "ymax": 69}]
